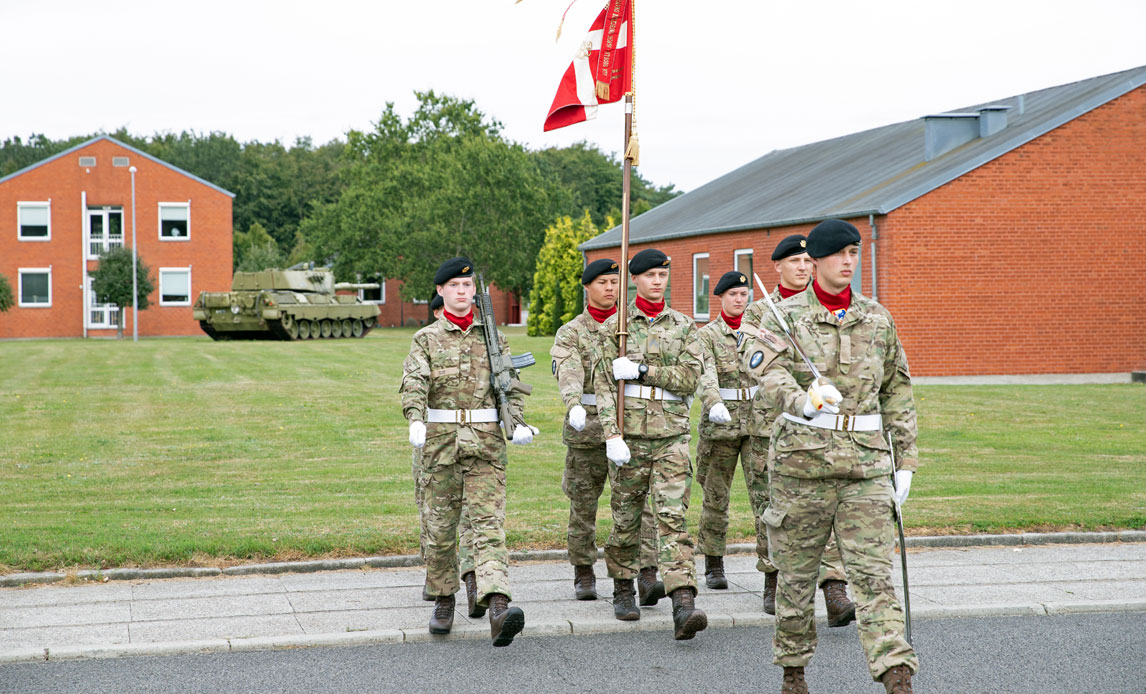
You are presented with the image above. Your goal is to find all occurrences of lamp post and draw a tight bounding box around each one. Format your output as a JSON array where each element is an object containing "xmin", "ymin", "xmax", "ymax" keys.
[{"xmin": 130, "ymin": 166, "xmax": 138, "ymax": 342}]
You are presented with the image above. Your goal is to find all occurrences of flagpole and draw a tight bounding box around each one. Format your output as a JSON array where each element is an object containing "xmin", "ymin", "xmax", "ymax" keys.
[{"xmin": 616, "ymin": 91, "xmax": 633, "ymax": 431}]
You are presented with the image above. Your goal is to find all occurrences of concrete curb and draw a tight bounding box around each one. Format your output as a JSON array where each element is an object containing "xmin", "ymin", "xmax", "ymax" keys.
[
  {"xmin": 2, "ymin": 531, "xmax": 1142, "ymax": 587},
  {"xmin": 4, "ymin": 599, "xmax": 1145, "ymax": 664}
]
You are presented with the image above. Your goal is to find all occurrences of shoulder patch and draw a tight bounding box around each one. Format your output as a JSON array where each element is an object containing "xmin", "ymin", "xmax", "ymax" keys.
[
  {"xmin": 759, "ymin": 328, "xmax": 788, "ymax": 353},
  {"xmin": 749, "ymin": 351, "xmax": 764, "ymax": 369}
]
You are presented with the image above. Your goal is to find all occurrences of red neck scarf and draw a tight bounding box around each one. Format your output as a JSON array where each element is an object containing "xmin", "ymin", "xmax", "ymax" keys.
[
  {"xmin": 444, "ymin": 308, "xmax": 474, "ymax": 331},
  {"xmin": 634, "ymin": 295, "xmax": 665, "ymax": 318},
  {"xmin": 812, "ymin": 279, "xmax": 851, "ymax": 316},
  {"xmin": 720, "ymin": 311, "xmax": 742, "ymax": 330},
  {"xmin": 777, "ymin": 283, "xmax": 804, "ymax": 299},
  {"xmin": 587, "ymin": 304, "xmax": 617, "ymax": 324}
]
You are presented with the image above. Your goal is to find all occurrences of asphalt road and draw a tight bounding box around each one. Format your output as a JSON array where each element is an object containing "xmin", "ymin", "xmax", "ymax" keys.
[{"xmin": 2, "ymin": 612, "xmax": 1142, "ymax": 693}]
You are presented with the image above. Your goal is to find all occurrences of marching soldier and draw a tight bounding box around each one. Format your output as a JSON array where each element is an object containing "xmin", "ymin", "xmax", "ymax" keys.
[
  {"xmin": 593, "ymin": 248, "xmax": 708, "ymax": 640},
  {"xmin": 401, "ymin": 257, "xmax": 534, "ymax": 647},
  {"xmin": 550, "ymin": 258, "xmax": 661, "ymax": 601},
  {"xmin": 744, "ymin": 221, "xmax": 918, "ymax": 693},
  {"xmin": 741, "ymin": 235, "xmax": 855, "ymax": 625},
  {"xmin": 693, "ymin": 271, "xmax": 756, "ymax": 590}
]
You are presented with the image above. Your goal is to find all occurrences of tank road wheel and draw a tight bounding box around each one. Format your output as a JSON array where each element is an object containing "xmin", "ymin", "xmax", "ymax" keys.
[
  {"xmin": 320, "ymin": 319, "xmax": 333, "ymax": 338},
  {"xmin": 341, "ymin": 319, "xmax": 352, "ymax": 337},
  {"xmin": 298, "ymin": 320, "xmax": 312, "ymax": 340},
  {"xmin": 330, "ymin": 320, "xmax": 343, "ymax": 338},
  {"xmin": 361, "ymin": 316, "xmax": 377, "ymax": 337},
  {"xmin": 350, "ymin": 318, "xmax": 364, "ymax": 338},
  {"xmin": 286, "ymin": 320, "xmax": 300, "ymax": 340}
]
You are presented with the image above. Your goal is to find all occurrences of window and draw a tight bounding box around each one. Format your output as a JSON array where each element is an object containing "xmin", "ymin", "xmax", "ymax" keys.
[
  {"xmin": 159, "ymin": 267, "xmax": 192, "ymax": 305},
  {"xmin": 358, "ymin": 275, "xmax": 385, "ymax": 304},
  {"xmin": 851, "ymin": 245, "xmax": 862, "ymax": 295},
  {"xmin": 18, "ymin": 268, "xmax": 51, "ymax": 307},
  {"xmin": 87, "ymin": 206, "xmax": 124, "ymax": 258},
  {"xmin": 86, "ymin": 274, "xmax": 119, "ymax": 329},
  {"xmin": 159, "ymin": 202, "xmax": 190, "ymax": 240},
  {"xmin": 734, "ymin": 249, "xmax": 754, "ymax": 301},
  {"xmin": 693, "ymin": 253, "xmax": 710, "ymax": 319},
  {"xmin": 18, "ymin": 202, "xmax": 51, "ymax": 240}
]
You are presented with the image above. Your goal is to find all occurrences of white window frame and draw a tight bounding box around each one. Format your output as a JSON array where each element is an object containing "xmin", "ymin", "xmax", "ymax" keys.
[
  {"xmin": 158, "ymin": 201, "xmax": 191, "ymax": 241},
  {"xmin": 692, "ymin": 252, "xmax": 710, "ymax": 320},
  {"xmin": 158, "ymin": 266, "xmax": 193, "ymax": 306},
  {"xmin": 18, "ymin": 267, "xmax": 52, "ymax": 307},
  {"xmin": 734, "ymin": 248, "xmax": 754, "ymax": 301},
  {"xmin": 85, "ymin": 273, "xmax": 120, "ymax": 329},
  {"xmin": 358, "ymin": 276, "xmax": 386, "ymax": 304},
  {"xmin": 85, "ymin": 206, "xmax": 125, "ymax": 259},
  {"xmin": 17, "ymin": 201, "xmax": 52, "ymax": 241}
]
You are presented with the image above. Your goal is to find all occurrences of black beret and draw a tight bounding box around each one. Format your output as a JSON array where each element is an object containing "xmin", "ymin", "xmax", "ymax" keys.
[
  {"xmin": 771, "ymin": 234, "xmax": 809, "ymax": 261},
  {"xmin": 713, "ymin": 270, "xmax": 749, "ymax": 296},
  {"xmin": 582, "ymin": 258, "xmax": 620, "ymax": 285},
  {"xmin": 433, "ymin": 257, "xmax": 475, "ymax": 285},
  {"xmin": 806, "ymin": 220, "xmax": 861, "ymax": 258},
  {"xmin": 429, "ymin": 294, "xmax": 444, "ymax": 312},
  {"xmin": 628, "ymin": 248, "xmax": 671, "ymax": 275}
]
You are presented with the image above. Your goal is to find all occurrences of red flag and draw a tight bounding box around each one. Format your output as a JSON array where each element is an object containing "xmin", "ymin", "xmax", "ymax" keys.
[{"xmin": 543, "ymin": 0, "xmax": 632, "ymax": 132}]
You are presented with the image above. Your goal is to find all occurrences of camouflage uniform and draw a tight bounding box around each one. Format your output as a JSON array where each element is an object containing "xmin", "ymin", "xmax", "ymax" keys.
[
  {"xmin": 693, "ymin": 316, "xmax": 756, "ymax": 559},
  {"xmin": 744, "ymin": 288, "xmax": 919, "ymax": 681},
  {"xmin": 401, "ymin": 317, "xmax": 526, "ymax": 606},
  {"xmin": 551, "ymin": 309, "xmax": 659, "ymax": 569},
  {"xmin": 743, "ymin": 291, "xmax": 848, "ymax": 583},
  {"xmin": 593, "ymin": 302, "xmax": 703, "ymax": 595},
  {"xmin": 413, "ymin": 447, "xmax": 474, "ymax": 577}
]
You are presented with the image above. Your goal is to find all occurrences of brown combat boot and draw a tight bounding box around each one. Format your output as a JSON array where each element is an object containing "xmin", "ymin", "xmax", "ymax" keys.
[
  {"xmin": 704, "ymin": 555, "xmax": 729, "ymax": 590},
  {"xmin": 573, "ymin": 565, "xmax": 598, "ymax": 601},
  {"xmin": 880, "ymin": 665, "xmax": 914, "ymax": 694},
  {"xmin": 487, "ymin": 593, "xmax": 525, "ymax": 647},
  {"xmin": 781, "ymin": 666, "xmax": 809, "ymax": 694},
  {"xmin": 670, "ymin": 587, "xmax": 708, "ymax": 640},
  {"xmin": 822, "ymin": 579, "xmax": 856, "ymax": 627},
  {"xmin": 428, "ymin": 595, "xmax": 455, "ymax": 635},
  {"xmin": 612, "ymin": 579, "xmax": 640, "ymax": 621},
  {"xmin": 463, "ymin": 571, "xmax": 486, "ymax": 619},
  {"xmin": 763, "ymin": 571, "xmax": 778, "ymax": 615},
  {"xmin": 637, "ymin": 566, "xmax": 665, "ymax": 606}
]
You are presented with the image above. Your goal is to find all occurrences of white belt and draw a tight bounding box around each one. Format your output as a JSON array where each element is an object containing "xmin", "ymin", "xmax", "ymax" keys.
[
  {"xmin": 580, "ymin": 394, "xmax": 597, "ymax": 406},
  {"xmin": 718, "ymin": 386, "xmax": 758, "ymax": 401},
  {"xmin": 623, "ymin": 384, "xmax": 683, "ymax": 401},
  {"xmin": 782, "ymin": 411, "xmax": 882, "ymax": 432},
  {"xmin": 426, "ymin": 408, "xmax": 498, "ymax": 424}
]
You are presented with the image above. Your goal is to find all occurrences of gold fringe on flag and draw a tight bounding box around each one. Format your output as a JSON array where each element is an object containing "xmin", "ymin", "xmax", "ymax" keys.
[{"xmin": 554, "ymin": 0, "xmax": 580, "ymax": 42}]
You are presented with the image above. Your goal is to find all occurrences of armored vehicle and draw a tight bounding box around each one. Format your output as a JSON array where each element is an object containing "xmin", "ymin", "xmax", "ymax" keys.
[{"xmin": 192, "ymin": 269, "xmax": 381, "ymax": 341}]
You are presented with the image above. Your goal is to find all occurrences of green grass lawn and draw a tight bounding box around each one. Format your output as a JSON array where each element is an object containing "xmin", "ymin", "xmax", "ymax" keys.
[{"xmin": 1, "ymin": 328, "xmax": 1143, "ymax": 573}]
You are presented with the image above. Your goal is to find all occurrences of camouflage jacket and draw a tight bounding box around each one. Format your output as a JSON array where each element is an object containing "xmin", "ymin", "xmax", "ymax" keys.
[
  {"xmin": 592, "ymin": 302, "xmax": 702, "ymax": 440},
  {"xmin": 550, "ymin": 310, "xmax": 608, "ymax": 448},
  {"xmin": 741, "ymin": 288, "xmax": 790, "ymax": 438},
  {"xmin": 694, "ymin": 316, "xmax": 754, "ymax": 441},
  {"xmin": 741, "ymin": 288, "xmax": 918, "ymax": 479},
  {"xmin": 400, "ymin": 318, "xmax": 526, "ymax": 456}
]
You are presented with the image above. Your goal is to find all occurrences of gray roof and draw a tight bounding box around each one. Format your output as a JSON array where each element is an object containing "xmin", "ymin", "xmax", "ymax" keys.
[
  {"xmin": 0, "ymin": 135, "xmax": 236, "ymax": 198},
  {"xmin": 582, "ymin": 65, "xmax": 1146, "ymax": 250}
]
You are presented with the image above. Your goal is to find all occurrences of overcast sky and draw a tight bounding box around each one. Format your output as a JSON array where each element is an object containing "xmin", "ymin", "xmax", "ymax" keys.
[{"xmin": 3, "ymin": 0, "xmax": 1144, "ymax": 192}]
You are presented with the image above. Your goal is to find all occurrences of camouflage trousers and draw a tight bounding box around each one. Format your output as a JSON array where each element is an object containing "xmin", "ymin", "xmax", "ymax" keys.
[
  {"xmin": 563, "ymin": 444, "xmax": 658, "ymax": 568},
  {"xmin": 413, "ymin": 450, "xmax": 473, "ymax": 577},
  {"xmin": 748, "ymin": 436, "xmax": 847, "ymax": 582},
  {"xmin": 605, "ymin": 434, "xmax": 697, "ymax": 595},
  {"xmin": 420, "ymin": 450, "xmax": 512, "ymax": 606},
  {"xmin": 696, "ymin": 435, "xmax": 758, "ymax": 559},
  {"xmin": 765, "ymin": 473, "xmax": 917, "ymax": 681}
]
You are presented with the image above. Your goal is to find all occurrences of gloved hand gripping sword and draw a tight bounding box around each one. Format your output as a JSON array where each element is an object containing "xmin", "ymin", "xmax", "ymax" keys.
[
  {"xmin": 888, "ymin": 430, "xmax": 912, "ymax": 645},
  {"xmin": 477, "ymin": 274, "xmax": 536, "ymax": 438}
]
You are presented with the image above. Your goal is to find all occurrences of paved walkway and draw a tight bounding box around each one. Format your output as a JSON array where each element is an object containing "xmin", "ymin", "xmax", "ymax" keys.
[{"xmin": 2, "ymin": 540, "xmax": 1144, "ymax": 664}]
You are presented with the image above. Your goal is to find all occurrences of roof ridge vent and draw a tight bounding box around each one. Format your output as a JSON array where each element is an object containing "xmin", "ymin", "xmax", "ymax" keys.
[
  {"xmin": 923, "ymin": 112, "xmax": 980, "ymax": 161},
  {"xmin": 977, "ymin": 104, "xmax": 1011, "ymax": 137}
]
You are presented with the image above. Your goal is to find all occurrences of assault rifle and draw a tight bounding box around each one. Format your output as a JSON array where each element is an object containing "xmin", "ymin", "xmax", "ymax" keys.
[{"xmin": 477, "ymin": 274, "xmax": 534, "ymax": 438}]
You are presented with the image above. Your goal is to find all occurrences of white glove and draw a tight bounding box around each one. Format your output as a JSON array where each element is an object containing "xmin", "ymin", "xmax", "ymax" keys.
[
  {"xmin": 605, "ymin": 436, "xmax": 631, "ymax": 466},
  {"xmin": 894, "ymin": 470, "xmax": 913, "ymax": 507},
  {"xmin": 802, "ymin": 378, "xmax": 843, "ymax": 417},
  {"xmin": 511, "ymin": 424, "xmax": 534, "ymax": 445},
  {"xmin": 612, "ymin": 356, "xmax": 641, "ymax": 381},
  {"xmin": 408, "ymin": 421, "xmax": 426, "ymax": 448},
  {"xmin": 568, "ymin": 405, "xmax": 587, "ymax": 431},
  {"xmin": 708, "ymin": 402, "xmax": 732, "ymax": 424}
]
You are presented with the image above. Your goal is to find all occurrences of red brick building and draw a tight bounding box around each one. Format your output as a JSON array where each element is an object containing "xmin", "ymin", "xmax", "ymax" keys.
[
  {"xmin": 0, "ymin": 136, "xmax": 234, "ymax": 338},
  {"xmin": 349, "ymin": 278, "xmax": 522, "ymax": 328},
  {"xmin": 581, "ymin": 66, "xmax": 1146, "ymax": 377}
]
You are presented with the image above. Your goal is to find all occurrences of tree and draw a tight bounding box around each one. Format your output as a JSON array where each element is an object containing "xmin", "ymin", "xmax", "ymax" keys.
[
  {"xmin": 0, "ymin": 273, "xmax": 12, "ymax": 312},
  {"xmin": 233, "ymin": 221, "xmax": 283, "ymax": 271},
  {"xmin": 89, "ymin": 247, "xmax": 154, "ymax": 339},
  {"xmin": 526, "ymin": 212, "xmax": 600, "ymax": 336}
]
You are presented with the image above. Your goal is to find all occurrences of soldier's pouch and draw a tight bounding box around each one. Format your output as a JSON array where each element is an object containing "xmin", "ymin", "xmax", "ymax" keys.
[
  {"xmin": 762, "ymin": 506, "xmax": 787, "ymax": 529},
  {"xmin": 850, "ymin": 430, "xmax": 894, "ymax": 476},
  {"xmin": 773, "ymin": 422, "xmax": 830, "ymax": 453}
]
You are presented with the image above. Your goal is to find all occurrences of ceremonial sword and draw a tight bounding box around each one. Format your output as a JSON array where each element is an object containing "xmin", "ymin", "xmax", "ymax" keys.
[
  {"xmin": 750, "ymin": 274, "xmax": 837, "ymax": 411},
  {"xmin": 887, "ymin": 430, "xmax": 912, "ymax": 645}
]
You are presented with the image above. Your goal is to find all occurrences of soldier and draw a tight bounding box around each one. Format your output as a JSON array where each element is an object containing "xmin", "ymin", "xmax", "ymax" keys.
[
  {"xmin": 593, "ymin": 248, "xmax": 708, "ymax": 640},
  {"xmin": 744, "ymin": 220, "xmax": 918, "ymax": 693},
  {"xmin": 741, "ymin": 234, "xmax": 855, "ymax": 626},
  {"xmin": 693, "ymin": 271, "xmax": 756, "ymax": 590},
  {"xmin": 401, "ymin": 257, "xmax": 534, "ymax": 647},
  {"xmin": 550, "ymin": 258, "xmax": 661, "ymax": 601}
]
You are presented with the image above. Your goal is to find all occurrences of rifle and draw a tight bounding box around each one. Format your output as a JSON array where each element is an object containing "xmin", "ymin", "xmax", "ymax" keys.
[
  {"xmin": 476, "ymin": 274, "xmax": 534, "ymax": 438},
  {"xmin": 887, "ymin": 431, "xmax": 912, "ymax": 645}
]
